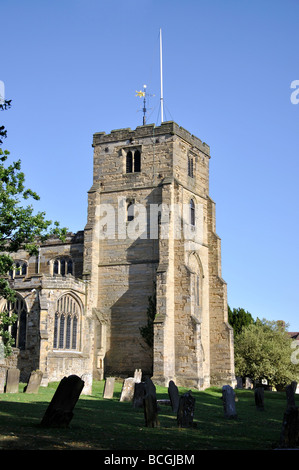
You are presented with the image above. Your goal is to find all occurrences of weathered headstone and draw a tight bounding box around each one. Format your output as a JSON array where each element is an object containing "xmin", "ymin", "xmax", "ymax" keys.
[
  {"xmin": 0, "ymin": 366, "xmax": 7, "ymax": 393},
  {"xmin": 177, "ymin": 391, "xmax": 195, "ymax": 428},
  {"xmin": 5, "ymin": 368, "xmax": 20, "ymax": 393},
  {"xmin": 24, "ymin": 370, "xmax": 43, "ymax": 393},
  {"xmin": 254, "ymin": 386, "xmax": 264, "ymax": 411},
  {"xmin": 81, "ymin": 373, "xmax": 93, "ymax": 395},
  {"xmin": 143, "ymin": 378, "xmax": 159, "ymax": 427},
  {"xmin": 120, "ymin": 377, "xmax": 135, "ymax": 402},
  {"xmin": 103, "ymin": 377, "xmax": 115, "ymax": 399},
  {"xmin": 286, "ymin": 381, "xmax": 297, "ymax": 409},
  {"xmin": 133, "ymin": 382, "xmax": 145, "ymax": 408},
  {"xmin": 40, "ymin": 374, "xmax": 84, "ymax": 427},
  {"xmin": 168, "ymin": 380, "xmax": 180, "ymax": 413},
  {"xmin": 279, "ymin": 406, "xmax": 299, "ymax": 448},
  {"xmin": 222, "ymin": 385, "xmax": 237, "ymax": 419},
  {"xmin": 134, "ymin": 369, "xmax": 142, "ymax": 383},
  {"xmin": 236, "ymin": 377, "xmax": 243, "ymax": 389}
]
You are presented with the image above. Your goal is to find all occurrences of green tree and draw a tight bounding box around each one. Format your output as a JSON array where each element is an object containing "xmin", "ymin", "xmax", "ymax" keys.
[
  {"xmin": 139, "ymin": 282, "xmax": 156, "ymax": 349},
  {"xmin": 234, "ymin": 318, "xmax": 299, "ymax": 388},
  {"xmin": 228, "ymin": 305, "xmax": 254, "ymax": 337},
  {"xmin": 0, "ymin": 99, "xmax": 67, "ymax": 356}
]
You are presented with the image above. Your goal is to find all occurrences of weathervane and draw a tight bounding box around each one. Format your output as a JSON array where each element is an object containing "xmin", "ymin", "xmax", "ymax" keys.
[{"xmin": 136, "ymin": 84, "xmax": 152, "ymax": 125}]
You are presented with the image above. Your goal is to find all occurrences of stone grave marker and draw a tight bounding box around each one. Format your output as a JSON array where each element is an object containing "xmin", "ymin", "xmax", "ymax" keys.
[
  {"xmin": 103, "ymin": 377, "xmax": 115, "ymax": 399},
  {"xmin": 133, "ymin": 382, "xmax": 146, "ymax": 408},
  {"xmin": 120, "ymin": 377, "xmax": 135, "ymax": 402},
  {"xmin": 177, "ymin": 391, "xmax": 195, "ymax": 428},
  {"xmin": 254, "ymin": 386, "xmax": 264, "ymax": 411},
  {"xmin": 143, "ymin": 377, "xmax": 159, "ymax": 427},
  {"xmin": 40, "ymin": 374, "xmax": 84, "ymax": 427},
  {"xmin": 5, "ymin": 368, "xmax": 20, "ymax": 393},
  {"xmin": 168, "ymin": 380, "xmax": 179, "ymax": 413},
  {"xmin": 286, "ymin": 381, "xmax": 297, "ymax": 409},
  {"xmin": 134, "ymin": 369, "xmax": 142, "ymax": 383},
  {"xmin": 279, "ymin": 406, "xmax": 299, "ymax": 448},
  {"xmin": 24, "ymin": 370, "xmax": 43, "ymax": 393},
  {"xmin": 222, "ymin": 385, "xmax": 237, "ymax": 419},
  {"xmin": 0, "ymin": 366, "xmax": 7, "ymax": 393},
  {"xmin": 81, "ymin": 373, "xmax": 93, "ymax": 395}
]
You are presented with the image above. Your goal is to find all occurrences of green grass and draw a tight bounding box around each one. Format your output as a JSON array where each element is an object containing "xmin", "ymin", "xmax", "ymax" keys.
[{"xmin": 0, "ymin": 381, "xmax": 289, "ymax": 450}]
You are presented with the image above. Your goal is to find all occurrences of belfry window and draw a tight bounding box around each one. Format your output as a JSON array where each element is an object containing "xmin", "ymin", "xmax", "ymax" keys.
[
  {"xmin": 125, "ymin": 149, "xmax": 141, "ymax": 173},
  {"xmin": 1, "ymin": 295, "xmax": 27, "ymax": 350},
  {"xmin": 188, "ymin": 156, "xmax": 194, "ymax": 178},
  {"xmin": 53, "ymin": 294, "xmax": 80, "ymax": 350},
  {"xmin": 190, "ymin": 199, "xmax": 195, "ymax": 226}
]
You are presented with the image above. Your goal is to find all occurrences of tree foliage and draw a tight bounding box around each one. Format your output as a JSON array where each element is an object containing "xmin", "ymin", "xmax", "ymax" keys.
[
  {"xmin": 228, "ymin": 305, "xmax": 254, "ymax": 337},
  {"xmin": 139, "ymin": 282, "xmax": 156, "ymax": 349},
  {"xmin": 234, "ymin": 318, "xmax": 299, "ymax": 388},
  {"xmin": 0, "ymin": 99, "xmax": 67, "ymax": 356}
]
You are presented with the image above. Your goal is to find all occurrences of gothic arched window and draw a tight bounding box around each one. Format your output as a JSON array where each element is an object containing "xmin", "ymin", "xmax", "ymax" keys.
[
  {"xmin": 125, "ymin": 149, "xmax": 141, "ymax": 173},
  {"xmin": 52, "ymin": 258, "xmax": 73, "ymax": 276},
  {"xmin": 53, "ymin": 294, "xmax": 80, "ymax": 350},
  {"xmin": 1, "ymin": 295, "xmax": 27, "ymax": 350},
  {"xmin": 126, "ymin": 151, "xmax": 133, "ymax": 173},
  {"xmin": 190, "ymin": 199, "xmax": 195, "ymax": 226}
]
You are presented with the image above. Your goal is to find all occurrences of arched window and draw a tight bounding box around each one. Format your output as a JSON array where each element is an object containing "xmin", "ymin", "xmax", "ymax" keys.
[
  {"xmin": 126, "ymin": 151, "xmax": 133, "ymax": 173},
  {"xmin": 9, "ymin": 261, "xmax": 28, "ymax": 279},
  {"xmin": 190, "ymin": 199, "xmax": 195, "ymax": 226},
  {"xmin": 1, "ymin": 295, "xmax": 27, "ymax": 350},
  {"xmin": 134, "ymin": 150, "xmax": 141, "ymax": 172},
  {"xmin": 53, "ymin": 293, "xmax": 80, "ymax": 350},
  {"xmin": 52, "ymin": 258, "xmax": 73, "ymax": 276}
]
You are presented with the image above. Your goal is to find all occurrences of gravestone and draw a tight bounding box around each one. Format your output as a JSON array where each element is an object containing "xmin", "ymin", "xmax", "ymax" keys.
[
  {"xmin": 0, "ymin": 366, "xmax": 7, "ymax": 393},
  {"xmin": 24, "ymin": 370, "xmax": 43, "ymax": 393},
  {"xmin": 120, "ymin": 377, "xmax": 135, "ymax": 402},
  {"xmin": 5, "ymin": 368, "xmax": 20, "ymax": 393},
  {"xmin": 286, "ymin": 381, "xmax": 297, "ymax": 409},
  {"xmin": 279, "ymin": 406, "xmax": 299, "ymax": 448},
  {"xmin": 236, "ymin": 377, "xmax": 243, "ymax": 389},
  {"xmin": 222, "ymin": 385, "xmax": 237, "ymax": 419},
  {"xmin": 254, "ymin": 386, "xmax": 264, "ymax": 411},
  {"xmin": 81, "ymin": 373, "xmax": 93, "ymax": 395},
  {"xmin": 133, "ymin": 382, "xmax": 146, "ymax": 408},
  {"xmin": 134, "ymin": 369, "xmax": 142, "ymax": 383},
  {"xmin": 177, "ymin": 391, "xmax": 195, "ymax": 428},
  {"xmin": 143, "ymin": 378, "xmax": 159, "ymax": 427},
  {"xmin": 103, "ymin": 377, "xmax": 115, "ymax": 399},
  {"xmin": 168, "ymin": 380, "xmax": 179, "ymax": 413},
  {"xmin": 40, "ymin": 374, "xmax": 84, "ymax": 427}
]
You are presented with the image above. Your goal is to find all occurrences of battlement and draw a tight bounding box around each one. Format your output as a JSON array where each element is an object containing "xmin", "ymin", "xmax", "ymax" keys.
[{"xmin": 93, "ymin": 121, "xmax": 210, "ymax": 156}]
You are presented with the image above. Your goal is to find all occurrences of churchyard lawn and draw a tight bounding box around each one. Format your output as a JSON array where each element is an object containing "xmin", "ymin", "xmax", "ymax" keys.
[{"xmin": 0, "ymin": 380, "xmax": 289, "ymax": 450}]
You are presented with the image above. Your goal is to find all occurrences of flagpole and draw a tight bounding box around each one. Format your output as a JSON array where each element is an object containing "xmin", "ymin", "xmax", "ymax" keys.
[{"xmin": 160, "ymin": 28, "xmax": 164, "ymax": 123}]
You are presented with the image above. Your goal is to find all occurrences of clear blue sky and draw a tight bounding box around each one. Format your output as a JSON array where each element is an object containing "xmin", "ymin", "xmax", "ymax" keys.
[{"xmin": 1, "ymin": 0, "xmax": 298, "ymax": 331}]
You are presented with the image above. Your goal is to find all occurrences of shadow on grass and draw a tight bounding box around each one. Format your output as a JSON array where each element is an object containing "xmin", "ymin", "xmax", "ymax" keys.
[{"xmin": 0, "ymin": 384, "xmax": 288, "ymax": 450}]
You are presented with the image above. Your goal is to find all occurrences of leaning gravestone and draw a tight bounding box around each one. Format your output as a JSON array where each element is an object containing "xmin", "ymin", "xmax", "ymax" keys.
[
  {"xmin": 24, "ymin": 370, "xmax": 43, "ymax": 393},
  {"xmin": 103, "ymin": 377, "xmax": 115, "ymax": 399},
  {"xmin": 222, "ymin": 385, "xmax": 237, "ymax": 419},
  {"xmin": 168, "ymin": 380, "xmax": 180, "ymax": 413},
  {"xmin": 120, "ymin": 377, "xmax": 135, "ymax": 402},
  {"xmin": 254, "ymin": 386, "xmax": 264, "ymax": 411},
  {"xmin": 40, "ymin": 374, "xmax": 84, "ymax": 427},
  {"xmin": 286, "ymin": 381, "xmax": 297, "ymax": 409},
  {"xmin": 143, "ymin": 378, "xmax": 159, "ymax": 427},
  {"xmin": 5, "ymin": 368, "xmax": 20, "ymax": 393},
  {"xmin": 177, "ymin": 391, "xmax": 195, "ymax": 428},
  {"xmin": 279, "ymin": 406, "xmax": 299, "ymax": 448},
  {"xmin": 133, "ymin": 382, "xmax": 146, "ymax": 408},
  {"xmin": 0, "ymin": 366, "xmax": 7, "ymax": 393}
]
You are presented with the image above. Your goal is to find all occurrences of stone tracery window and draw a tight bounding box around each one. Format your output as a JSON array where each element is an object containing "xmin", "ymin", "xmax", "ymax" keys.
[
  {"xmin": 1, "ymin": 294, "xmax": 27, "ymax": 350},
  {"xmin": 125, "ymin": 148, "xmax": 141, "ymax": 173},
  {"xmin": 9, "ymin": 260, "xmax": 28, "ymax": 279},
  {"xmin": 53, "ymin": 293, "xmax": 80, "ymax": 350},
  {"xmin": 53, "ymin": 257, "xmax": 73, "ymax": 276}
]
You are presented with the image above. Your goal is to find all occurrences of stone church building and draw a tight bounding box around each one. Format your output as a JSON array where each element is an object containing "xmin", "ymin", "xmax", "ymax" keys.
[{"xmin": 1, "ymin": 121, "xmax": 235, "ymax": 390}]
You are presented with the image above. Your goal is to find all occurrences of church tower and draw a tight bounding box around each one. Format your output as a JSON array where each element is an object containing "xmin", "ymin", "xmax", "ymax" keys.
[{"xmin": 84, "ymin": 121, "xmax": 235, "ymax": 389}]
